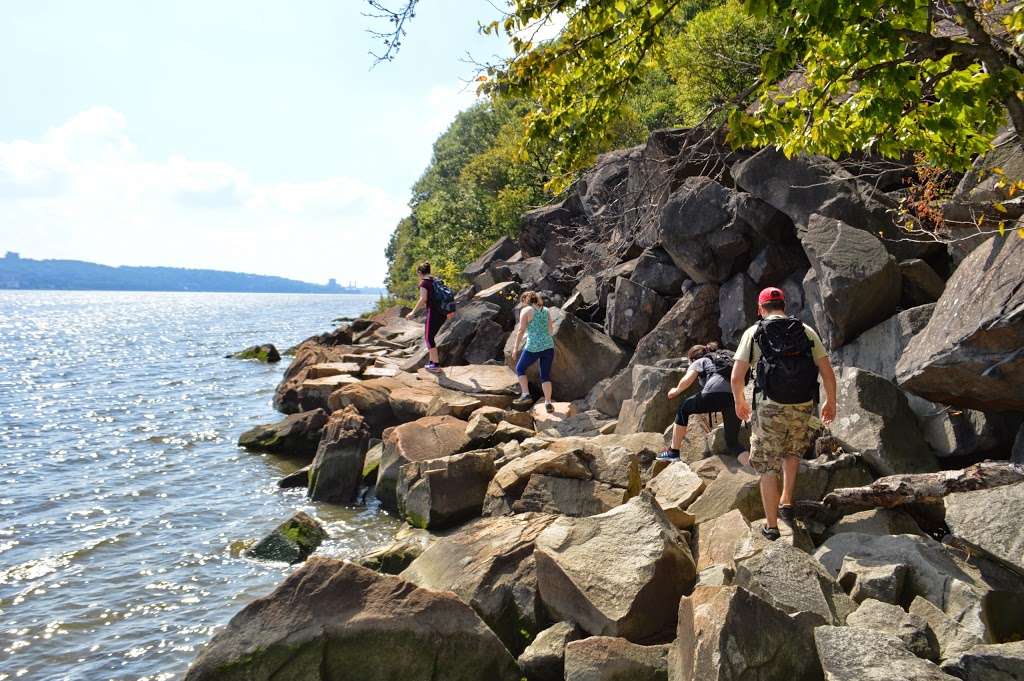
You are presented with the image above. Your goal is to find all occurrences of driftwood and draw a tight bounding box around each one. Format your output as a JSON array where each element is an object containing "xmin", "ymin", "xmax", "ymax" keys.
[{"xmin": 823, "ymin": 461, "xmax": 1024, "ymax": 511}]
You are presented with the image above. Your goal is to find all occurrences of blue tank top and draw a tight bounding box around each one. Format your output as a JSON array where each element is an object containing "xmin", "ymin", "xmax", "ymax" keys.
[{"xmin": 525, "ymin": 306, "xmax": 555, "ymax": 353}]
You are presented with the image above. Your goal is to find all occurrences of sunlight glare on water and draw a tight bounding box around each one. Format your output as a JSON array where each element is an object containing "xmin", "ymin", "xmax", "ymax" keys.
[{"xmin": 0, "ymin": 291, "xmax": 399, "ymax": 680}]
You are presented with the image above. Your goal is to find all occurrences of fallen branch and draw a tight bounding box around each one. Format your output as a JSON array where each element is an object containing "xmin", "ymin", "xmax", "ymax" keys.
[{"xmin": 823, "ymin": 461, "xmax": 1024, "ymax": 511}]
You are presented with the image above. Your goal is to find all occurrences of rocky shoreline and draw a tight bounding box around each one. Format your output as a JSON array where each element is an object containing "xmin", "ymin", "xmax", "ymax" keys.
[{"xmin": 193, "ymin": 132, "xmax": 1024, "ymax": 680}]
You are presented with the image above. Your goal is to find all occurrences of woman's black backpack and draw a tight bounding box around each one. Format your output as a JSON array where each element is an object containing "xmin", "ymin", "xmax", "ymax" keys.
[
  {"xmin": 429, "ymin": 278, "xmax": 457, "ymax": 315},
  {"xmin": 753, "ymin": 317, "xmax": 819, "ymax": 404}
]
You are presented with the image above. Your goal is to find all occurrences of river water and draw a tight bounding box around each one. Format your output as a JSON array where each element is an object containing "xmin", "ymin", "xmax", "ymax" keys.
[{"xmin": 0, "ymin": 291, "xmax": 400, "ymax": 680}]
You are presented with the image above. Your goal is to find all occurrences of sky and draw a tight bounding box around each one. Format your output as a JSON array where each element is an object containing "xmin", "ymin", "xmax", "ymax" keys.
[{"xmin": 0, "ymin": 1, "xmax": 519, "ymax": 287}]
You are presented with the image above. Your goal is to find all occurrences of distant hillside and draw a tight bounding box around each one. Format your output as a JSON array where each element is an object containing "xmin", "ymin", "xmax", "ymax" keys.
[{"xmin": 0, "ymin": 252, "xmax": 383, "ymax": 294}]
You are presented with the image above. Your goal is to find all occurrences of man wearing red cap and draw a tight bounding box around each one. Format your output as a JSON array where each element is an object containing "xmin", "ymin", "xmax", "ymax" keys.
[{"xmin": 730, "ymin": 286, "xmax": 837, "ymax": 541}]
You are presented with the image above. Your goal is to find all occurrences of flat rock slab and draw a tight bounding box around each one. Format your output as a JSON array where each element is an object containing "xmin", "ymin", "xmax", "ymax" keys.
[
  {"xmin": 814, "ymin": 625, "xmax": 957, "ymax": 681},
  {"xmin": 687, "ymin": 466, "xmax": 762, "ymax": 524},
  {"xmin": 564, "ymin": 636, "xmax": 669, "ymax": 681},
  {"xmin": 305, "ymin": 362, "xmax": 364, "ymax": 379},
  {"xmin": 419, "ymin": 364, "xmax": 520, "ymax": 395}
]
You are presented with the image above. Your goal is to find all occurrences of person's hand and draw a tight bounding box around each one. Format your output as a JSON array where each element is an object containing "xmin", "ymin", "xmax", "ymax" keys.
[
  {"xmin": 735, "ymin": 398, "xmax": 752, "ymax": 423},
  {"xmin": 821, "ymin": 399, "xmax": 836, "ymax": 425},
  {"xmin": 667, "ymin": 387, "xmax": 682, "ymax": 400}
]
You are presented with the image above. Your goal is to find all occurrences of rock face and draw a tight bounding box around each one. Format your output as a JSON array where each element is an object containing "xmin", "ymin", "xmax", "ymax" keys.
[
  {"xmin": 616, "ymin": 364, "xmax": 687, "ymax": 435},
  {"xmin": 307, "ymin": 407, "xmax": 370, "ymax": 504},
  {"xmin": 832, "ymin": 304, "xmax": 934, "ymax": 380},
  {"xmin": 606, "ymin": 277, "xmax": 669, "ymax": 345},
  {"xmin": 245, "ymin": 511, "xmax": 326, "ymax": 565},
  {"xmin": 535, "ymin": 493, "xmax": 696, "ymax": 641},
  {"xmin": 718, "ymin": 273, "xmax": 758, "ymax": 348},
  {"xmin": 238, "ymin": 409, "xmax": 328, "ymax": 459},
  {"xmin": 686, "ymin": 464, "xmax": 763, "ymax": 524},
  {"xmin": 631, "ymin": 284, "xmax": 720, "ymax": 367},
  {"xmin": 660, "ymin": 177, "xmax": 752, "ymax": 284},
  {"xmin": 518, "ymin": 622, "xmax": 583, "ymax": 681},
  {"xmin": 401, "ymin": 513, "xmax": 555, "ymax": 654},
  {"xmin": 831, "ymin": 367, "xmax": 938, "ymax": 476},
  {"xmin": 846, "ymin": 598, "xmax": 939, "ymax": 661},
  {"xmin": 463, "ymin": 236, "xmax": 519, "ymax": 281},
  {"xmin": 377, "ymin": 415, "xmax": 471, "ymax": 513},
  {"xmin": 513, "ymin": 475, "xmax": 624, "ymax": 517},
  {"xmin": 910, "ymin": 596, "xmax": 983, "ymax": 661},
  {"xmin": 503, "ymin": 307, "xmax": 625, "ymax": 401},
  {"xmin": 184, "ymin": 558, "xmax": 520, "ymax": 681},
  {"xmin": 631, "ymin": 247, "xmax": 686, "ymax": 297},
  {"xmin": 814, "ymin": 626, "xmax": 955, "ymax": 681},
  {"xmin": 944, "ymin": 482, "xmax": 1024, "ymax": 573},
  {"xmin": 563, "ymin": 637, "xmax": 670, "ymax": 681},
  {"xmin": 940, "ymin": 641, "xmax": 1024, "ymax": 681},
  {"xmin": 896, "ymin": 234, "xmax": 1024, "ymax": 411},
  {"xmin": 899, "ymin": 259, "xmax": 946, "ymax": 308},
  {"xmin": 396, "ymin": 448, "xmax": 496, "ymax": 529},
  {"xmin": 230, "ymin": 343, "xmax": 281, "ymax": 363},
  {"xmin": 800, "ymin": 214, "xmax": 901, "ymax": 349},
  {"xmin": 670, "ymin": 585, "xmax": 821, "ymax": 681}
]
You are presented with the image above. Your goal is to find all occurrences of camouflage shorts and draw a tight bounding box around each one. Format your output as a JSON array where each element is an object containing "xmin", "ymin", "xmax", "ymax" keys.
[{"xmin": 749, "ymin": 400, "xmax": 816, "ymax": 475}]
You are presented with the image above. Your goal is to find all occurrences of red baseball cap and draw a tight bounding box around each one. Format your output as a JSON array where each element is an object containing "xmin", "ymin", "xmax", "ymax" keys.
[{"xmin": 757, "ymin": 287, "xmax": 785, "ymax": 305}]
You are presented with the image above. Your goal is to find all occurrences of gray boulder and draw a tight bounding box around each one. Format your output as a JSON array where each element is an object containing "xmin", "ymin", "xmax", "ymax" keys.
[
  {"xmin": 616, "ymin": 364, "xmax": 688, "ymax": 435},
  {"xmin": 814, "ymin": 626, "xmax": 957, "ymax": 681},
  {"xmin": 606, "ymin": 277, "xmax": 669, "ymax": 345},
  {"xmin": 832, "ymin": 304, "xmax": 934, "ymax": 380},
  {"xmin": 718, "ymin": 273, "xmax": 758, "ymax": 348},
  {"xmin": 401, "ymin": 513, "xmax": 556, "ymax": 654},
  {"xmin": 687, "ymin": 464, "xmax": 763, "ymax": 524},
  {"xmin": 535, "ymin": 492, "xmax": 696, "ymax": 641},
  {"xmin": 827, "ymin": 508, "xmax": 924, "ymax": 539},
  {"xmin": 644, "ymin": 461, "xmax": 706, "ymax": 529},
  {"xmin": 899, "ymin": 259, "xmax": 946, "ymax": 308},
  {"xmin": 940, "ymin": 641, "xmax": 1024, "ymax": 681},
  {"xmin": 245, "ymin": 511, "xmax": 326, "ymax": 565},
  {"xmin": 921, "ymin": 409, "xmax": 1018, "ymax": 459},
  {"xmin": 397, "ymin": 448, "xmax": 496, "ymax": 530},
  {"xmin": 944, "ymin": 482, "xmax": 1024, "ymax": 574},
  {"xmin": 632, "ymin": 283, "xmax": 720, "ymax": 366},
  {"xmin": 518, "ymin": 622, "xmax": 583, "ymax": 681},
  {"xmin": 504, "ymin": 306, "xmax": 626, "ymax": 401},
  {"xmin": 670, "ymin": 584, "xmax": 822, "ymax": 681},
  {"xmin": 747, "ymin": 243, "xmax": 807, "ymax": 288},
  {"xmin": 238, "ymin": 408, "xmax": 328, "ymax": 459},
  {"xmin": 463, "ymin": 236, "xmax": 519, "ymax": 281},
  {"xmin": 800, "ymin": 214, "xmax": 901, "ymax": 349},
  {"xmin": 564, "ymin": 637, "xmax": 670, "ymax": 681},
  {"xmin": 897, "ymin": 233, "xmax": 1024, "ymax": 411},
  {"xmin": 660, "ymin": 176, "xmax": 752, "ymax": 283},
  {"xmin": 837, "ymin": 557, "xmax": 909, "ymax": 605},
  {"xmin": 910, "ymin": 596, "xmax": 983, "ymax": 661},
  {"xmin": 631, "ymin": 247, "xmax": 686, "ymax": 297},
  {"xmin": 831, "ymin": 367, "xmax": 938, "ymax": 475},
  {"xmin": 307, "ymin": 407, "xmax": 370, "ymax": 504},
  {"xmin": 183, "ymin": 559, "xmax": 520, "ymax": 681},
  {"xmin": 512, "ymin": 475, "xmax": 624, "ymax": 517},
  {"xmin": 847, "ymin": 598, "xmax": 939, "ymax": 661}
]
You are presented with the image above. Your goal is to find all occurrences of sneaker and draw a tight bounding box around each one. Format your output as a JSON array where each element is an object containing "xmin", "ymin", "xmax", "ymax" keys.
[
  {"xmin": 545, "ymin": 402, "xmax": 555, "ymax": 413},
  {"xmin": 761, "ymin": 525, "xmax": 781, "ymax": 541},
  {"xmin": 512, "ymin": 394, "xmax": 534, "ymax": 410},
  {"xmin": 778, "ymin": 505, "xmax": 795, "ymax": 523},
  {"xmin": 424, "ymin": 362, "xmax": 442, "ymax": 373},
  {"xmin": 656, "ymin": 449, "xmax": 680, "ymax": 462}
]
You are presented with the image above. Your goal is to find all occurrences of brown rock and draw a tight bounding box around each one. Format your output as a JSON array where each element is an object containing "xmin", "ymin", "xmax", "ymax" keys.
[{"xmin": 377, "ymin": 415, "xmax": 471, "ymax": 512}]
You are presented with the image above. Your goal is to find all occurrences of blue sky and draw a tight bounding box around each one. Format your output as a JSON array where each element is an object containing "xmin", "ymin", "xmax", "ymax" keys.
[{"xmin": 0, "ymin": 1, "xmax": 519, "ymax": 286}]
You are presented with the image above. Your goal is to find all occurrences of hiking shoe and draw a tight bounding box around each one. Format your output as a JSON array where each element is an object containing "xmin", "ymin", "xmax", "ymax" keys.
[
  {"xmin": 512, "ymin": 394, "xmax": 534, "ymax": 410},
  {"xmin": 761, "ymin": 525, "xmax": 781, "ymax": 541},
  {"xmin": 424, "ymin": 362, "xmax": 442, "ymax": 373},
  {"xmin": 656, "ymin": 449, "xmax": 680, "ymax": 462},
  {"xmin": 545, "ymin": 402, "xmax": 555, "ymax": 413},
  {"xmin": 778, "ymin": 505, "xmax": 796, "ymax": 523}
]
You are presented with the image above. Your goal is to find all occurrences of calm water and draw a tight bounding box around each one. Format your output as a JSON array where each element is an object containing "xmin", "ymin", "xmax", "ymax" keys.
[{"xmin": 0, "ymin": 291, "xmax": 399, "ymax": 680}]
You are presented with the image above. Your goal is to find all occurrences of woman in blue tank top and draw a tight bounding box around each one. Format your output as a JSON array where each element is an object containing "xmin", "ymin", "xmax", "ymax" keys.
[{"xmin": 512, "ymin": 291, "xmax": 556, "ymax": 411}]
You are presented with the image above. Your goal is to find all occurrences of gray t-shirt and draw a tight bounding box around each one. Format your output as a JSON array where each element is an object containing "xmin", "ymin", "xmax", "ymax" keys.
[{"xmin": 692, "ymin": 356, "xmax": 731, "ymax": 395}]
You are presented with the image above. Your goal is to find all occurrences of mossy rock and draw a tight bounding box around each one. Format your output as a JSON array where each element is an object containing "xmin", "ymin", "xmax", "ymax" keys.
[
  {"xmin": 245, "ymin": 511, "xmax": 326, "ymax": 564},
  {"xmin": 228, "ymin": 343, "xmax": 281, "ymax": 363}
]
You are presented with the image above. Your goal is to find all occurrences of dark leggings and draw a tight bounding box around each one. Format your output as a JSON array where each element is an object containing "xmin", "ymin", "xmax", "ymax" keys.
[
  {"xmin": 424, "ymin": 308, "xmax": 443, "ymax": 349},
  {"xmin": 516, "ymin": 347, "xmax": 555, "ymax": 382},
  {"xmin": 675, "ymin": 391, "xmax": 741, "ymax": 450}
]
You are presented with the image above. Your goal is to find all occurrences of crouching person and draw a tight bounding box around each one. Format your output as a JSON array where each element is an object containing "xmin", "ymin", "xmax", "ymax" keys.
[{"xmin": 731, "ymin": 287, "xmax": 837, "ymax": 541}]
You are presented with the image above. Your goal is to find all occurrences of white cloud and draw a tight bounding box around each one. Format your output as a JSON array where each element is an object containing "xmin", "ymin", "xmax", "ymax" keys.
[
  {"xmin": 0, "ymin": 107, "xmax": 408, "ymax": 285},
  {"xmin": 421, "ymin": 84, "xmax": 482, "ymax": 140}
]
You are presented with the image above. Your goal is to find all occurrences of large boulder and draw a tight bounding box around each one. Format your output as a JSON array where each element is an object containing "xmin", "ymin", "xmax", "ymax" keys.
[
  {"xmin": 426, "ymin": 300, "xmax": 505, "ymax": 367},
  {"xmin": 631, "ymin": 283, "xmax": 720, "ymax": 367},
  {"xmin": 847, "ymin": 598, "xmax": 939, "ymax": 661},
  {"xmin": 535, "ymin": 493, "xmax": 696, "ymax": 641},
  {"xmin": 238, "ymin": 408, "xmax": 328, "ymax": 459},
  {"xmin": 631, "ymin": 247, "xmax": 686, "ymax": 297},
  {"xmin": 896, "ymin": 233, "xmax": 1024, "ymax": 411},
  {"xmin": 831, "ymin": 367, "xmax": 938, "ymax": 476},
  {"xmin": 424, "ymin": 363, "xmax": 520, "ymax": 397},
  {"xmin": 800, "ymin": 214, "xmax": 901, "ymax": 349},
  {"xmin": 245, "ymin": 511, "xmax": 326, "ymax": 565},
  {"xmin": 644, "ymin": 461, "xmax": 706, "ymax": 529},
  {"xmin": 512, "ymin": 475, "xmax": 625, "ymax": 517},
  {"xmin": 463, "ymin": 236, "xmax": 519, "ymax": 281},
  {"xmin": 377, "ymin": 415, "xmax": 471, "ymax": 513},
  {"xmin": 670, "ymin": 584, "xmax": 822, "ymax": 681},
  {"xmin": 910, "ymin": 596, "xmax": 983, "ymax": 661},
  {"xmin": 686, "ymin": 464, "xmax": 763, "ymax": 524},
  {"xmin": 183, "ymin": 558, "xmax": 520, "ymax": 681},
  {"xmin": 659, "ymin": 177, "xmax": 753, "ymax": 283},
  {"xmin": 518, "ymin": 622, "xmax": 583, "ymax": 681},
  {"xmin": 747, "ymin": 243, "xmax": 807, "ymax": 289},
  {"xmin": 229, "ymin": 343, "xmax": 281, "ymax": 363},
  {"xmin": 503, "ymin": 307, "xmax": 626, "ymax": 401},
  {"xmin": 899, "ymin": 259, "xmax": 946, "ymax": 309},
  {"xmin": 401, "ymin": 513, "xmax": 556, "ymax": 654},
  {"xmin": 483, "ymin": 448, "xmax": 594, "ymax": 516},
  {"xmin": 718, "ymin": 273, "xmax": 758, "ymax": 348},
  {"xmin": 616, "ymin": 364, "xmax": 688, "ymax": 435},
  {"xmin": 694, "ymin": 509, "xmax": 763, "ymax": 572},
  {"xmin": 944, "ymin": 482, "xmax": 1024, "ymax": 574},
  {"xmin": 832, "ymin": 304, "xmax": 934, "ymax": 380},
  {"xmin": 273, "ymin": 339, "xmax": 352, "ymax": 413},
  {"xmin": 563, "ymin": 637, "xmax": 670, "ymax": 681},
  {"xmin": 307, "ymin": 407, "xmax": 370, "ymax": 504},
  {"xmin": 606, "ymin": 277, "xmax": 669, "ymax": 345},
  {"xmin": 397, "ymin": 448, "xmax": 496, "ymax": 529},
  {"xmin": 328, "ymin": 374, "xmax": 418, "ymax": 436},
  {"xmin": 388, "ymin": 382, "xmax": 482, "ymax": 422},
  {"xmin": 814, "ymin": 626, "xmax": 956, "ymax": 681},
  {"xmin": 940, "ymin": 641, "xmax": 1024, "ymax": 681},
  {"xmin": 920, "ymin": 409, "xmax": 1019, "ymax": 460}
]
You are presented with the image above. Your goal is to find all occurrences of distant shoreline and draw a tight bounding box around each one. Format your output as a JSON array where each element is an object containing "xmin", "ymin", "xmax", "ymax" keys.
[{"xmin": 0, "ymin": 287, "xmax": 384, "ymax": 295}]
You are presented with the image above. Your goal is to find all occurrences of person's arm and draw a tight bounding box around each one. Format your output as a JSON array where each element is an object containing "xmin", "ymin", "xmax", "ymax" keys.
[
  {"xmin": 547, "ymin": 308, "xmax": 555, "ymax": 336},
  {"xmin": 817, "ymin": 357, "xmax": 837, "ymax": 424},
  {"xmin": 667, "ymin": 369, "xmax": 699, "ymax": 399},
  {"xmin": 513, "ymin": 307, "xmax": 532, "ymax": 354},
  {"xmin": 406, "ymin": 286, "xmax": 428, "ymax": 318},
  {"xmin": 732, "ymin": 359, "xmax": 752, "ymax": 422}
]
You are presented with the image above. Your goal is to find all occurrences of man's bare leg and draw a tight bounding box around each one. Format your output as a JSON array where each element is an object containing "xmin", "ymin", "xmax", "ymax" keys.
[
  {"xmin": 760, "ymin": 472, "xmax": 781, "ymax": 529},
  {"xmin": 779, "ymin": 455, "xmax": 800, "ymax": 508}
]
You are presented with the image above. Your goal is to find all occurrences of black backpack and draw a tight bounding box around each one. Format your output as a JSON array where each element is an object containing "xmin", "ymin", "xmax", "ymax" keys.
[
  {"xmin": 753, "ymin": 317, "xmax": 819, "ymax": 404},
  {"xmin": 429, "ymin": 278, "xmax": 457, "ymax": 315},
  {"xmin": 703, "ymin": 349, "xmax": 734, "ymax": 385}
]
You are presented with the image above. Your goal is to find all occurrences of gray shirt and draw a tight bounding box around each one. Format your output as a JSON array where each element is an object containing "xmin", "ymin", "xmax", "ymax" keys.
[{"xmin": 692, "ymin": 356, "xmax": 731, "ymax": 395}]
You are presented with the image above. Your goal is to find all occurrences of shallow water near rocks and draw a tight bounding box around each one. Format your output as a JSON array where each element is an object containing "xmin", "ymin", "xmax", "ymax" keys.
[{"xmin": 0, "ymin": 291, "xmax": 400, "ymax": 680}]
